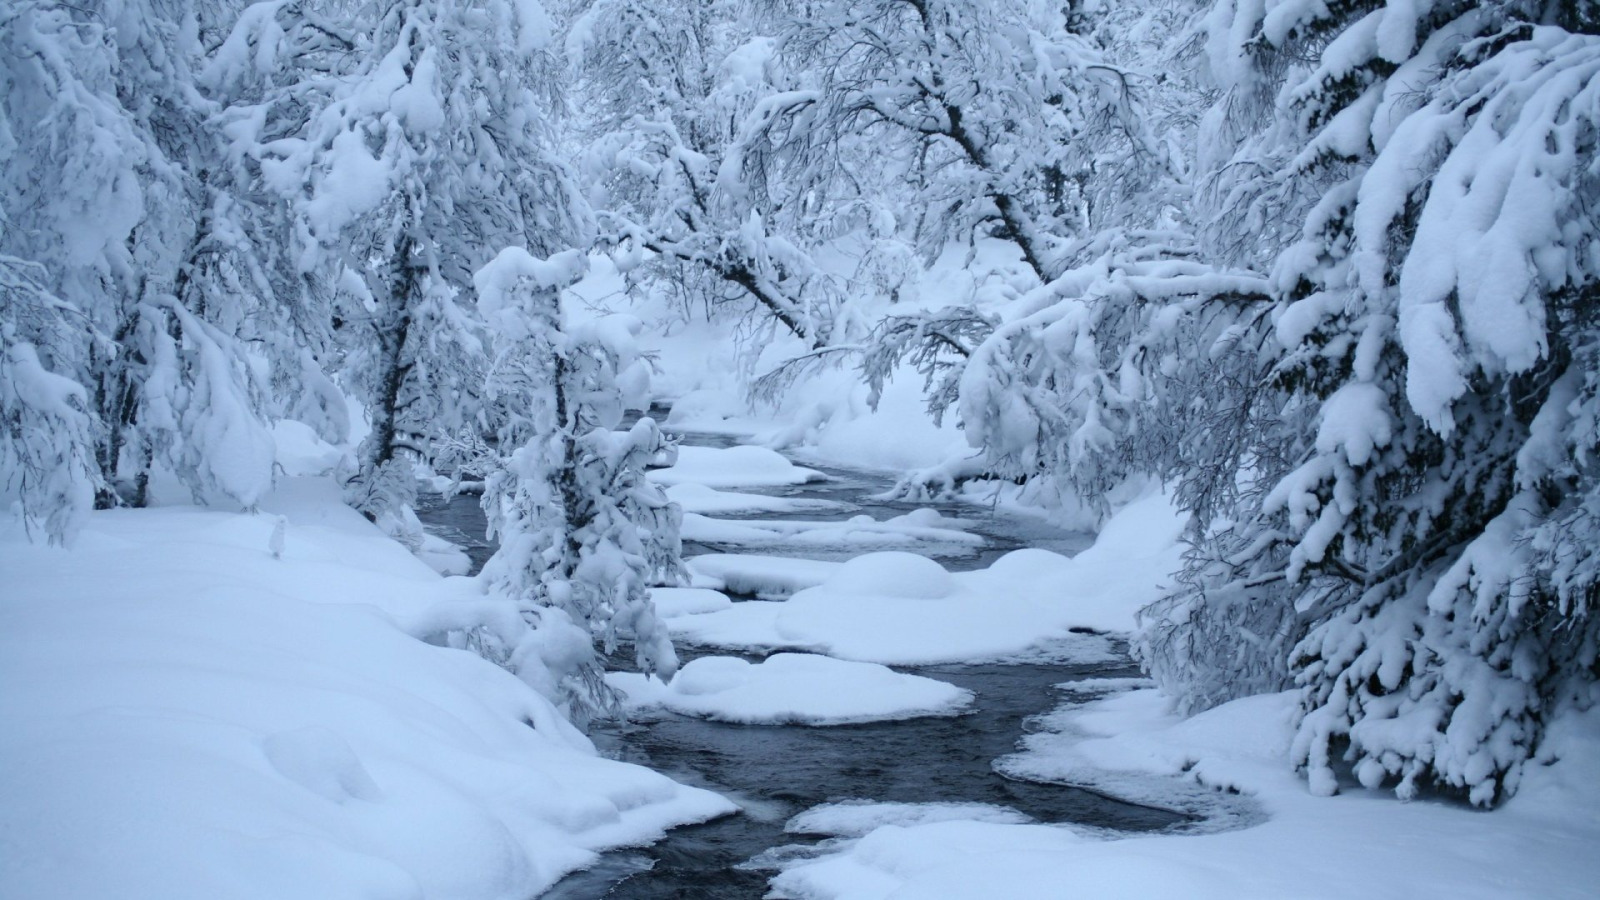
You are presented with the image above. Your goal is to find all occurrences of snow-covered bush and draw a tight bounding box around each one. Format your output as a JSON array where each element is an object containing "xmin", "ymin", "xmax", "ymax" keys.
[{"xmin": 474, "ymin": 248, "xmax": 682, "ymax": 724}]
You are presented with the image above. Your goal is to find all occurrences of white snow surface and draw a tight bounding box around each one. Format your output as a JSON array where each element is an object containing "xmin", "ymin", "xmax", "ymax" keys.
[
  {"xmin": 606, "ymin": 653, "xmax": 972, "ymax": 725},
  {"xmin": 0, "ymin": 479, "xmax": 733, "ymax": 900},
  {"xmin": 647, "ymin": 445, "xmax": 825, "ymax": 488},
  {"xmin": 665, "ymin": 482, "xmax": 849, "ymax": 515},
  {"xmin": 681, "ymin": 508, "xmax": 982, "ymax": 550},
  {"xmin": 686, "ymin": 553, "xmax": 842, "ymax": 597},
  {"xmin": 772, "ymin": 687, "xmax": 1600, "ymax": 899},
  {"xmin": 650, "ymin": 586, "xmax": 736, "ymax": 618},
  {"xmin": 786, "ymin": 801, "xmax": 1033, "ymax": 838},
  {"xmin": 671, "ymin": 491, "xmax": 1183, "ymax": 664}
]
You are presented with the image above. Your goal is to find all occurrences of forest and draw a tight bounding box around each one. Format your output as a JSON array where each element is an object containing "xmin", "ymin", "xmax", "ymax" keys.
[{"xmin": 3, "ymin": 1, "xmax": 1598, "ymax": 898}]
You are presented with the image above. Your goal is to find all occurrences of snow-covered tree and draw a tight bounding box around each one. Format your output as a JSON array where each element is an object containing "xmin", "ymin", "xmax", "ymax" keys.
[
  {"xmin": 0, "ymin": 256, "xmax": 103, "ymax": 544},
  {"xmin": 569, "ymin": 0, "xmax": 846, "ymax": 347},
  {"xmin": 778, "ymin": 0, "xmax": 1161, "ymax": 282},
  {"xmin": 1136, "ymin": 0, "xmax": 1600, "ymax": 806},
  {"xmin": 269, "ymin": 0, "xmax": 586, "ymax": 533},
  {"xmin": 473, "ymin": 247, "xmax": 681, "ymax": 724},
  {"xmin": 0, "ymin": 0, "xmax": 284, "ymax": 520}
]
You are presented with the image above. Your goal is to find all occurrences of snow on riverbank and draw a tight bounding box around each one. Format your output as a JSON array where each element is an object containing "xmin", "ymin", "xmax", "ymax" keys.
[
  {"xmin": 665, "ymin": 482, "xmax": 849, "ymax": 515},
  {"xmin": 607, "ymin": 653, "xmax": 972, "ymax": 725},
  {"xmin": 0, "ymin": 478, "xmax": 733, "ymax": 900},
  {"xmin": 648, "ymin": 445, "xmax": 825, "ymax": 488},
  {"xmin": 681, "ymin": 508, "xmax": 983, "ymax": 551},
  {"xmin": 686, "ymin": 554, "xmax": 842, "ymax": 597},
  {"xmin": 771, "ymin": 687, "xmax": 1600, "ymax": 899},
  {"xmin": 668, "ymin": 492, "xmax": 1182, "ymax": 663}
]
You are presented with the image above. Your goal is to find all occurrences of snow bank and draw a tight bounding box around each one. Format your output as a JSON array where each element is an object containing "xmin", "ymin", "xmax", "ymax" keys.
[
  {"xmin": 666, "ymin": 482, "xmax": 849, "ymax": 515},
  {"xmin": 772, "ymin": 687, "xmax": 1600, "ymax": 899},
  {"xmin": 0, "ymin": 479, "xmax": 733, "ymax": 900},
  {"xmin": 647, "ymin": 445, "xmax": 825, "ymax": 488},
  {"xmin": 681, "ymin": 509, "xmax": 983, "ymax": 550},
  {"xmin": 607, "ymin": 653, "xmax": 972, "ymax": 725},
  {"xmin": 673, "ymin": 492, "xmax": 1183, "ymax": 663},
  {"xmin": 651, "ymin": 586, "xmax": 735, "ymax": 617},
  {"xmin": 787, "ymin": 801, "xmax": 1032, "ymax": 838},
  {"xmin": 686, "ymin": 553, "xmax": 841, "ymax": 597}
]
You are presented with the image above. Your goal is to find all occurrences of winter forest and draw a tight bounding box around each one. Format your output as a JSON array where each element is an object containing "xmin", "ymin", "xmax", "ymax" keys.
[{"xmin": 3, "ymin": 0, "xmax": 1598, "ymax": 897}]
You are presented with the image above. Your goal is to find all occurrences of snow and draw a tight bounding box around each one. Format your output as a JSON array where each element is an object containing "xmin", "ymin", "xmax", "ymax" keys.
[
  {"xmin": 681, "ymin": 509, "xmax": 983, "ymax": 550},
  {"xmin": 671, "ymin": 492, "xmax": 1184, "ymax": 664},
  {"xmin": 686, "ymin": 553, "xmax": 842, "ymax": 597},
  {"xmin": 772, "ymin": 687, "xmax": 1600, "ymax": 900},
  {"xmin": 606, "ymin": 653, "xmax": 972, "ymax": 725},
  {"xmin": 647, "ymin": 444, "xmax": 826, "ymax": 488},
  {"xmin": 650, "ymin": 586, "xmax": 734, "ymax": 618},
  {"xmin": 0, "ymin": 477, "xmax": 733, "ymax": 900},
  {"xmin": 786, "ymin": 801, "xmax": 1032, "ymax": 838},
  {"xmin": 665, "ymin": 482, "xmax": 849, "ymax": 515},
  {"xmin": 304, "ymin": 128, "xmax": 389, "ymax": 238}
]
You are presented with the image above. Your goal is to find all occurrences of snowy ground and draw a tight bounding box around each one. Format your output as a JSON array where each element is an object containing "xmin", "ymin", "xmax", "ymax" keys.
[{"xmin": 0, "ymin": 476, "xmax": 732, "ymax": 900}]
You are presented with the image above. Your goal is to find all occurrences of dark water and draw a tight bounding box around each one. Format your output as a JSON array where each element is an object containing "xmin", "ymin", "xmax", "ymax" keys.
[
  {"xmin": 543, "ymin": 657, "xmax": 1186, "ymax": 900},
  {"xmin": 415, "ymin": 423, "xmax": 1187, "ymax": 899}
]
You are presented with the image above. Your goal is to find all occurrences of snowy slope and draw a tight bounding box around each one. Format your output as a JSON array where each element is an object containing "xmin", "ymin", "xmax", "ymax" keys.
[{"xmin": 0, "ymin": 478, "xmax": 733, "ymax": 900}]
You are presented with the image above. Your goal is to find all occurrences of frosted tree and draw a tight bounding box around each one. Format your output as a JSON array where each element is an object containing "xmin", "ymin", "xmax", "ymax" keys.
[
  {"xmin": 1136, "ymin": 0, "xmax": 1600, "ymax": 806},
  {"xmin": 779, "ymin": 0, "xmax": 1167, "ymax": 282},
  {"xmin": 850, "ymin": 0, "xmax": 1225, "ymax": 506},
  {"xmin": 269, "ymin": 0, "xmax": 586, "ymax": 536},
  {"xmin": 569, "ymin": 0, "xmax": 844, "ymax": 347},
  {"xmin": 0, "ymin": 0, "xmax": 284, "ymax": 518},
  {"xmin": 0, "ymin": 256, "xmax": 104, "ymax": 544},
  {"xmin": 473, "ymin": 248, "xmax": 682, "ymax": 724}
]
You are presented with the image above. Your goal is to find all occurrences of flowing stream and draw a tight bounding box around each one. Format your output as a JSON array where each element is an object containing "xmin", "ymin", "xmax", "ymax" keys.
[{"xmin": 415, "ymin": 423, "xmax": 1191, "ymax": 898}]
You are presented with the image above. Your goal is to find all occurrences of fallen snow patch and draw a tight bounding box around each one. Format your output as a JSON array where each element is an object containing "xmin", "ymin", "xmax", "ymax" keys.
[
  {"xmin": 651, "ymin": 587, "xmax": 735, "ymax": 618},
  {"xmin": 607, "ymin": 653, "xmax": 972, "ymax": 725},
  {"xmin": 786, "ymin": 801, "xmax": 1033, "ymax": 838},
  {"xmin": 648, "ymin": 445, "xmax": 825, "ymax": 488},
  {"xmin": 686, "ymin": 554, "xmax": 841, "ymax": 597},
  {"xmin": 672, "ymin": 492, "xmax": 1184, "ymax": 664},
  {"xmin": 666, "ymin": 482, "xmax": 849, "ymax": 515},
  {"xmin": 681, "ymin": 510, "xmax": 982, "ymax": 550}
]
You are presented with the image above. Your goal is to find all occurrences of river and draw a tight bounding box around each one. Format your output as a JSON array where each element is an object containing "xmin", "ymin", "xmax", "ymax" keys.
[{"xmin": 414, "ymin": 424, "xmax": 1192, "ymax": 898}]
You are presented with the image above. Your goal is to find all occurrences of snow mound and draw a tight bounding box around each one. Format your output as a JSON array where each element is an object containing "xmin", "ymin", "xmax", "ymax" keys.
[
  {"xmin": 787, "ymin": 801, "xmax": 1033, "ymax": 838},
  {"xmin": 681, "ymin": 512, "xmax": 982, "ymax": 551},
  {"xmin": 686, "ymin": 554, "xmax": 841, "ymax": 597},
  {"xmin": 665, "ymin": 482, "xmax": 849, "ymax": 515},
  {"xmin": 823, "ymin": 551, "xmax": 961, "ymax": 599},
  {"xmin": 651, "ymin": 587, "xmax": 734, "ymax": 618},
  {"xmin": 671, "ymin": 492, "xmax": 1185, "ymax": 664},
  {"xmin": 647, "ymin": 445, "xmax": 825, "ymax": 488},
  {"xmin": 0, "ymin": 482, "xmax": 734, "ymax": 900},
  {"xmin": 606, "ymin": 653, "xmax": 972, "ymax": 725}
]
